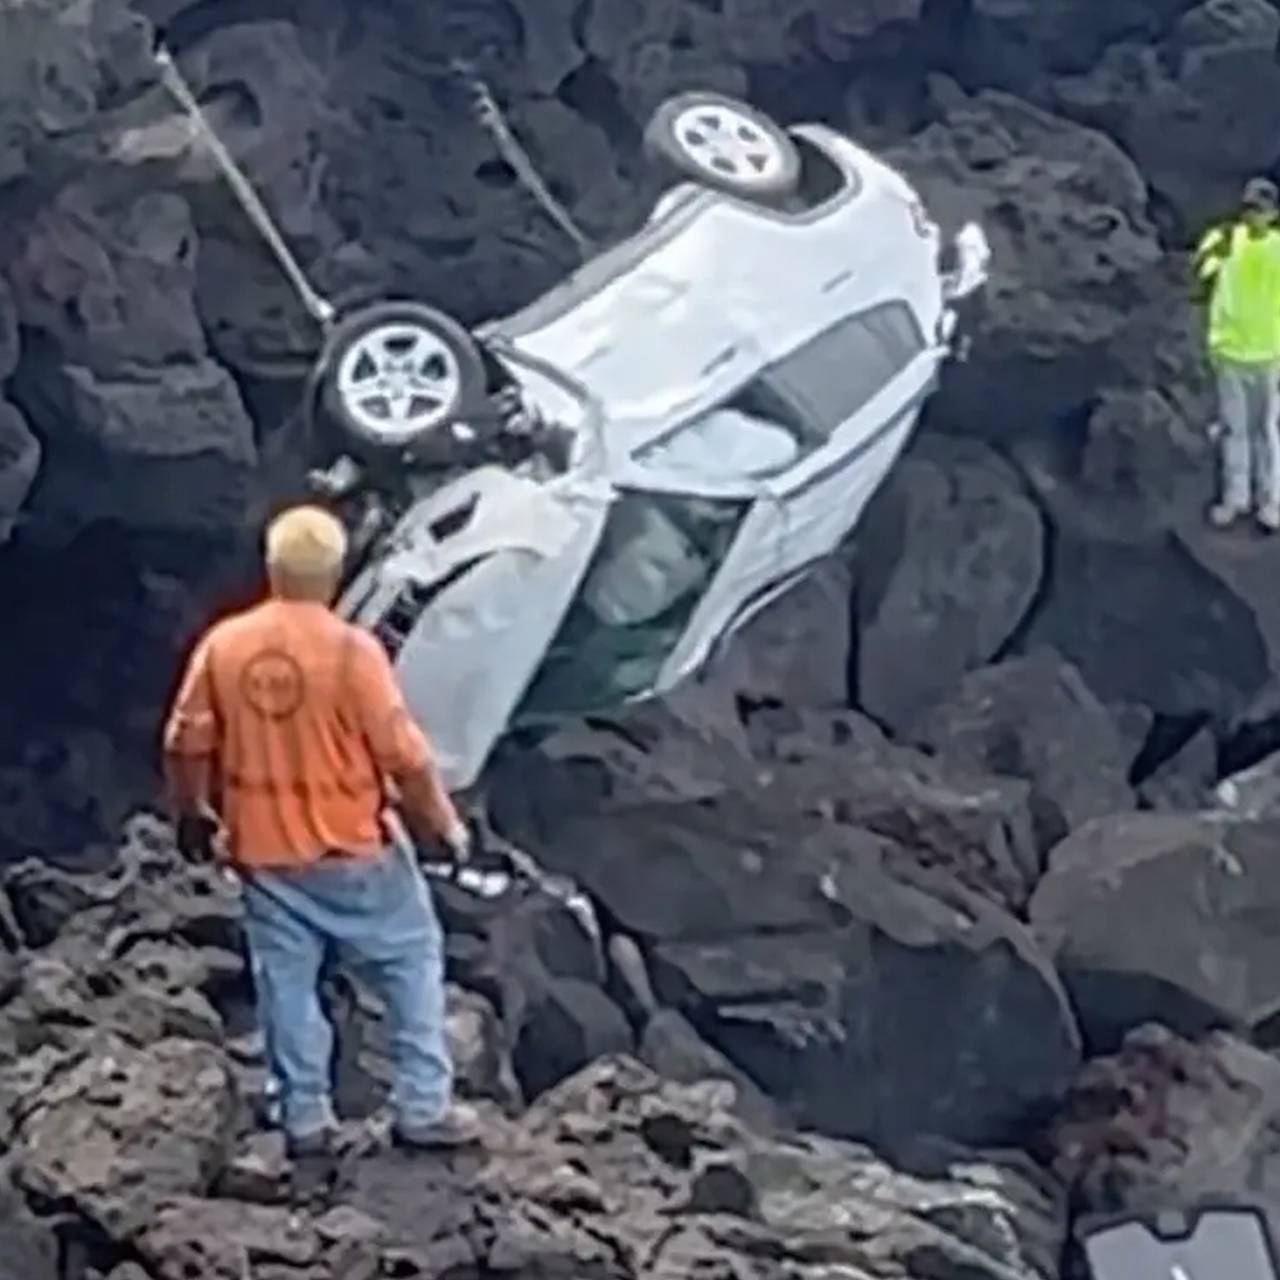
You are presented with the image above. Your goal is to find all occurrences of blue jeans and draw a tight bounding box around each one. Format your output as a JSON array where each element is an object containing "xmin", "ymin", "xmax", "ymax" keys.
[{"xmin": 241, "ymin": 842, "xmax": 452, "ymax": 1136}]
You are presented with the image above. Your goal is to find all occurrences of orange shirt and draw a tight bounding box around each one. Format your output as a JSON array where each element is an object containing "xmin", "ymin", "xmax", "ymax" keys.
[{"xmin": 162, "ymin": 599, "xmax": 432, "ymax": 869}]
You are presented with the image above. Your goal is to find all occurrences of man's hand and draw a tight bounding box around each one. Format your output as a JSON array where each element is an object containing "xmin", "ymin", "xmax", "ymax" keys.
[{"xmin": 176, "ymin": 805, "xmax": 230, "ymax": 865}]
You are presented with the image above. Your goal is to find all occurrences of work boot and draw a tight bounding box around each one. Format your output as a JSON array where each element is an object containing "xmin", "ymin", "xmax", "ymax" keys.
[
  {"xmin": 1209, "ymin": 500, "xmax": 1247, "ymax": 528},
  {"xmin": 392, "ymin": 1103, "xmax": 483, "ymax": 1151},
  {"xmin": 285, "ymin": 1123, "xmax": 337, "ymax": 1160}
]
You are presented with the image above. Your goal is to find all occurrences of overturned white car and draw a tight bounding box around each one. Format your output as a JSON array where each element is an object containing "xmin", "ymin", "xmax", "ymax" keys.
[
  {"xmin": 152, "ymin": 53, "xmax": 989, "ymax": 791},
  {"xmin": 314, "ymin": 93, "xmax": 990, "ymax": 790}
]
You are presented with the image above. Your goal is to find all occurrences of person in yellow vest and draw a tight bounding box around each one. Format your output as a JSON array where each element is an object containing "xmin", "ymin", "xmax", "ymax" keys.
[{"xmin": 1193, "ymin": 177, "xmax": 1280, "ymax": 531}]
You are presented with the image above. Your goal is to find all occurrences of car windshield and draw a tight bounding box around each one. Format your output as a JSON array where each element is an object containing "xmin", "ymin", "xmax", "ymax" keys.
[{"xmin": 514, "ymin": 489, "xmax": 749, "ymax": 718}]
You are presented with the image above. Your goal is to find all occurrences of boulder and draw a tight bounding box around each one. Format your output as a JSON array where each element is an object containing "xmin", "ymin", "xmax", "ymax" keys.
[
  {"xmin": 135, "ymin": 1197, "xmax": 381, "ymax": 1280},
  {"xmin": 1052, "ymin": 0, "xmax": 1280, "ymax": 233},
  {"xmin": 12, "ymin": 355, "xmax": 256, "ymax": 543},
  {"xmin": 0, "ymin": 403, "xmax": 40, "ymax": 545},
  {"xmin": 1048, "ymin": 1024, "xmax": 1280, "ymax": 1237},
  {"xmin": 0, "ymin": 1166, "xmax": 59, "ymax": 1280},
  {"xmin": 911, "ymin": 648, "xmax": 1137, "ymax": 852},
  {"xmin": 1030, "ymin": 812, "xmax": 1280, "ymax": 1050},
  {"xmin": 11, "ymin": 1032, "xmax": 239, "ymax": 1240},
  {"xmin": 0, "ymin": 276, "xmax": 17, "ymax": 381},
  {"xmin": 1138, "ymin": 725, "xmax": 1218, "ymax": 811},
  {"xmin": 887, "ymin": 85, "xmax": 1166, "ymax": 443},
  {"xmin": 953, "ymin": 0, "xmax": 1199, "ymax": 92},
  {"xmin": 713, "ymin": 554, "xmax": 856, "ymax": 709},
  {"xmin": 1020, "ymin": 525, "xmax": 1270, "ymax": 721},
  {"xmin": 526, "ymin": 803, "xmax": 1079, "ymax": 1149},
  {"xmin": 751, "ymin": 708, "xmax": 1044, "ymax": 910},
  {"xmin": 853, "ymin": 433, "xmax": 1046, "ymax": 732},
  {"xmin": 637, "ymin": 1006, "xmax": 784, "ymax": 1132},
  {"xmin": 513, "ymin": 976, "xmax": 634, "ymax": 1098},
  {"xmin": 342, "ymin": 1057, "xmax": 1063, "ymax": 1279},
  {"xmin": 500, "ymin": 702, "xmax": 1044, "ymax": 912}
]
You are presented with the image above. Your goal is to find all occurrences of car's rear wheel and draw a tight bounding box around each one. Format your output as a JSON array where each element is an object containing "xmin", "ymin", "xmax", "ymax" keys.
[
  {"xmin": 644, "ymin": 92, "xmax": 800, "ymax": 201},
  {"xmin": 317, "ymin": 301, "xmax": 486, "ymax": 456}
]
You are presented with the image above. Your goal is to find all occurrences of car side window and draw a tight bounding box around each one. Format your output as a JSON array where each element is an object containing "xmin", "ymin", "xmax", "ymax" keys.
[
  {"xmin": 514, "ymin": 491, "xmax": 749, "ymax": 718},
  {"xmin": 760, "ymin": 300, "xmax": 926, "ymax": 439}
]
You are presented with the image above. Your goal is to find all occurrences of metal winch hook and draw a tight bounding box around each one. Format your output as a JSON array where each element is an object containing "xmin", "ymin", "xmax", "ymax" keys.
[{"xmin": 152, "ymin": 42, "xmax": 336, "ymax": 329}]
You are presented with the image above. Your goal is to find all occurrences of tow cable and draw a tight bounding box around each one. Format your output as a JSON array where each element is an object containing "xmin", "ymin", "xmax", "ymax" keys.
[
  {"xmin": 150, "ymin": 42, "xmax": 592, "ymax": 330},
  {"xmin": 152, "ymin": 43, "xmax": 337, "ymax": 329}
]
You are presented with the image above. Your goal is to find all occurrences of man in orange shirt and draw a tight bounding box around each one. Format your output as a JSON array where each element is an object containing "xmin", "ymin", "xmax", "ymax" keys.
[{"xmin": 163, "ymin": 504, "xmax": 478, "ymax": 1155}]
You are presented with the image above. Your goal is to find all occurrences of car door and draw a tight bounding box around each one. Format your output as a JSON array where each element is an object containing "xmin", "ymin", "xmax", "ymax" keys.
[
  {"xmin": 339, "ymin": 467, "xmax": 613, "ymax": 790},
  {"xmin": 646, "ymin": 300, "xmax": 941, "ymax": 690},
  {"xmin": 756, "ymin": 298, "xmax": 941, "ymax": 560}
]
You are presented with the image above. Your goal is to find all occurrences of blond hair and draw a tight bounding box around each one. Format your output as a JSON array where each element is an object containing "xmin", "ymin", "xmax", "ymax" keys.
[{"xmin": 265, "ymin": 505, "xmax": 348, "ymax": 601}]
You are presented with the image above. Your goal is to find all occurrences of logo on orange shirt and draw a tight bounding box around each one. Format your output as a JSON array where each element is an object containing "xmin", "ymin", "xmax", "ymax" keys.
[{"xmin": 240, "ymin": 649, "xmax": 305, "ymax": 719}]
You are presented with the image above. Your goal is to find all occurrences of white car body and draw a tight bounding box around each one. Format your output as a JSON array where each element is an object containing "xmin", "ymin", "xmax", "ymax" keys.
[{"xmin": 337, "ymin": 119, "xmax": 990, "ymax": 790}]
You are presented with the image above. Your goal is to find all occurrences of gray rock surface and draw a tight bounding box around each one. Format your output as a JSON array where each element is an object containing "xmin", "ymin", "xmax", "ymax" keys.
[
  {"xmin": 854, "ymin": 433, "xmax": 1045, "ymax": 732},
  {"xmin": 911, "ymin": 648, "xmax": 1137, "ymax": 852},
  {"xmin": 1030, "ymin": 812, "xmax": 1280, "ymax": 1050},
  {"xmin": 0, "ymin": 815, "xmax": 1064, "ymax": 1280},
  {"xmin": 1048, "ymin": 1024, "xmax": 1280, "ymax": 1240}
]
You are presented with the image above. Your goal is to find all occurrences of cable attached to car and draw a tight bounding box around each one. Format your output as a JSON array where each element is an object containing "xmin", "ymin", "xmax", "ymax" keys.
[{"xmin": 152, "ymin": 43, "xmax": 337, "ymax": 329}]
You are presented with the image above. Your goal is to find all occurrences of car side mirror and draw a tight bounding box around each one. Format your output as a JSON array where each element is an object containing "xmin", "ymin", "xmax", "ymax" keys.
[{"xmin": 942, "ymin": 221, "xmax": 992, "ymax": 301}]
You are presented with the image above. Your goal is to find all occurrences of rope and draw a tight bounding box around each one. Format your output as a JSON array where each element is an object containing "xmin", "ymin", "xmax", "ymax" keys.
[
  {"xmin": 153, "ymin": 44, "xmax": 336, "ymax": 327},
  {"xmin": 453, "ymin": 61, "xmax": 593, "ymax": 260}
]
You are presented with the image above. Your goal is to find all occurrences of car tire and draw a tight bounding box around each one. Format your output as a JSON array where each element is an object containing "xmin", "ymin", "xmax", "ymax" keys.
[
  {"xmin": 643, "ymin": 91, "xmax": 801, "ymax": 201},
  {"xmin": 315, "ymin": 300, "xmax": 487, "ymax": 456}
]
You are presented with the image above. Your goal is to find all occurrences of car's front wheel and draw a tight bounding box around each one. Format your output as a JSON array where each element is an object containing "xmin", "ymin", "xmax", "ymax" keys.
[
  {"xmin": 316, "ymin": 301, "xmax": 487, "ymax": 456},
  {"xmin": 643, "ymin": 91, "xmax": 801, "ymax": 201}
]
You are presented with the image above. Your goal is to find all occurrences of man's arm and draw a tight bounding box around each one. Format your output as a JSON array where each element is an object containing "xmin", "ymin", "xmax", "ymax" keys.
[
  {"xmin": 348, "ymin": 631, "xmax": 469, "ymax": 855},
  {"xmin": 161, "ymin": 633, "xmax": 228, "ymax": 860}
]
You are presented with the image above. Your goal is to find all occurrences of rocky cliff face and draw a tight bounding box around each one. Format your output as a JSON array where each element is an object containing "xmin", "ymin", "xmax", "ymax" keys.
[{"xmin": 4, "ymin": 1, "xmax": 1280, "ymax": 1277}]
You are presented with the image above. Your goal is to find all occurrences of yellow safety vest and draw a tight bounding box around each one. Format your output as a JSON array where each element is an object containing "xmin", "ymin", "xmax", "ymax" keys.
[{"xmin": 1195, "ymin": 221, "xmax": 1280, "ymax": 363}]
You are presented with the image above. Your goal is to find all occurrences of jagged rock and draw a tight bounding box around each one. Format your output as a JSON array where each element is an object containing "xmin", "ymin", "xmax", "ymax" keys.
[
  {"xmin": 911, "ymin": 647, "xmax": 1137, "ymax": 852},
  {"xmin": 2, "ymin": 174, "xmax": 257, "ymax": 543},
  {"xmin": 12, "ymin": 355, "xmax": 256, "ymax": 543},
  {"xmin": 217, "ymin": 1131, "xmax": 289, "ymax": 1205},
  {"xmin": 502, "ymin": 703, "xmax": 1043, "ymax": 912},
  {"xmin": 1030, "ymin": 812, "xmax": 1280, "ymax": 1050},
  {"xmin": 136, "ymin": 1199, "xmax": 336, "ymax": 1279},
  {"xmin": 853, "ymin": 432, "xmax": 1045, "ymax": 732},
  {"xmin": 1047, "ymin": 1024, "xmax": 1280, "ymax": 1234},
  {"xmin": 513, "ymin": 976, "xmax": 634, "ymax": 1098},
  {"xmin": 154, "ymin": 21, "xmax": 348, "ymax": 377},
  {"xmin": 956, "ymin": 0, "xmax": 1199, "ymax": 92},
  {"xmin": 1139, "ymin": 725, "xmax": 1218, "ymax": 811},
  {"xmin": 713, "ymin": 554, "xmax": 855, "ymax": 709},
  {"xmin": 752, "ymin": 708, "xmax": 1043, "ymax": 910},
  {"xmin": 888, "ymin": 85, "xmax": 1166, "ymax": 443},
  {"xmin": 1070, "ymin": 385, "xmax": 1214, "ymax": 535},
  {"xmin": 10, "ymin": 186, "xmax": 208, "ymax": 370},
  {"xmin": 0, "ymin": 0, "xmax": 155, "ymax": 184},
  {"xmin": 445, "ymin": 985, "xmax": 522, "ymax": 1108},
  {"xmin": 0, "ymin": 276, "xmax": 17, "ymax": 381},
  {"xmin": 11, "ymin": 1032, "xmax": 239, "ymax": 1240},
  {"xmin": 1052, "ymin": 0, "xmax": 1280, "ymax": 232},
  {"xmin": 637, "ymin": 1007, "xmax": 784, "ymax": 1132},
  {"xmin": 343, "ymin": 1057, "xmax": 1061, "ymax": 1278},
  {"xmin": 3, "ymin": 855, "xmax": 107, "ymax": 948},
  {"xmin": 0, "ymin": 728, "xmax": 146, "ymax": 866},
  {"xmin": 524, "ymin": 801, "xmax": 1078, "ymax": 1148},
  {"xmin": 0, "ymin": 1164, "xmax": 59, "ymax": 1280},
  {"xmin": 1021, "ymin": 524, "xmax": 1270, "ymax": 721},
  {"xmin": 0, "ymin": 403, "xmax": 39, "ymax": 545}
]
